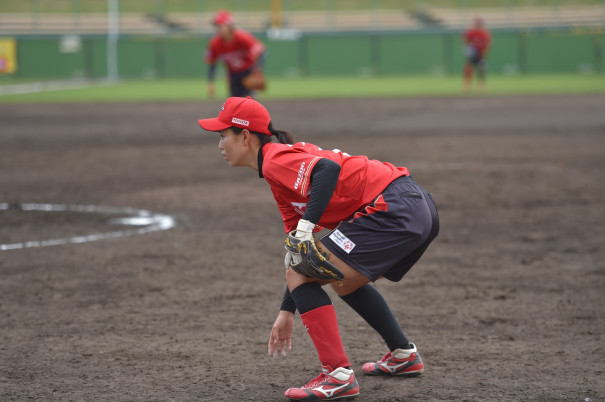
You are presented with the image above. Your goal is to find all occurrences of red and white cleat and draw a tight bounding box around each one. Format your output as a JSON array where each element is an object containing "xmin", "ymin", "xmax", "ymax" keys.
[
  {"xmin": 285, "ymin": 365, "xmax": 359, "ymax": 401},
  {"xmin": 362, "ymin": 343, "xmax": 424, "ymax": 376}
]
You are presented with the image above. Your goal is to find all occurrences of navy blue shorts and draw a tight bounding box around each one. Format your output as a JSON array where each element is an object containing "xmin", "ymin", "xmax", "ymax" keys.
[
  {"xmin": 229, "ymin": 68, "xmax": 254, "ymax": 98},
  {"xmin": 320, "ymin": 175, "xmax": 439, "ymax": 282},
  {"xmin": 467, "ymin": 50, "xmax": 487, "ymax": 71}
]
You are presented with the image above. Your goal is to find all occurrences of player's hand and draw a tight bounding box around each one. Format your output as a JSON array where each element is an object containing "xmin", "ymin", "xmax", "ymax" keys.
[
  {"xmin": 284, "ymin": 219, "xmax": 314, "ymax": 269},
  {"xmin": 293, "ymin": 219, "xmax": 314, "ymax": 241},
  {"xmin": 268, "ymin": 310, "xmax": 293, "ymax": 360},
  {"xmin": 283, "ymin": 220, "xmax": 314, "ymax": 270},
  {"xmin": 206, "ymin": 82, "xmax": 215, "ymax": 98},
  {"xmin": 284, "ymin": 219, "xmax": 345, "ymax": 280}
]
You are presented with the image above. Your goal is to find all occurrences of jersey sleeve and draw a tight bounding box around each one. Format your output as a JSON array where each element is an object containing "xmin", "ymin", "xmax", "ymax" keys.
[
  {"xmin": 204, "ymin": 38, "xmax": 218, "ymax": 64},
  {"xmin": 484, "ymin": 31, "xmax": 492, "ymax": 47},
  {"xmin": 265, "ymin": 144, "xmax": 323, "ymax": 198},
  {"xmin": 463, "ymin": 29, "xmax": 471, "ymax": 43},
  {"xmin": 236, "ymin": 30, "xmax": 265, "ymax": 61},
  {"xmin": 262, "ymin": 144, "xmax": 327, "ymax": 233}
]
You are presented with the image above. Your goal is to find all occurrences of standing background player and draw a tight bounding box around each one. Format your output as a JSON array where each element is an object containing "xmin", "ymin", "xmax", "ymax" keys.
[
  {"xmin": 198, "ymin": 96, "xmax": 439, "ymax": 401},
  {"xmin": 462, "ymin": 16, "xmax": 492, "ymax": 92},
  {"xmin": 204, "ymin": 10, "xmax": 267, "ymax": 98}
]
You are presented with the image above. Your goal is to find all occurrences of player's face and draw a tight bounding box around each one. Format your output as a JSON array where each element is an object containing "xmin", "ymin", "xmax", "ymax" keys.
[
  {"xmin": 217, "ymin": 24, "xmax": 232, "ymax": 39},
  {"xmin": 218, "ymin": 128, "xmax": 245, "ymax": 167}
]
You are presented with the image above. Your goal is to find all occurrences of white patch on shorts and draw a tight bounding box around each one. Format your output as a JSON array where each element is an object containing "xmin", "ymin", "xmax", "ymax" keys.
[{"xmin": 329, "ymin": 229, "xmax": 356, "ymax": 254}]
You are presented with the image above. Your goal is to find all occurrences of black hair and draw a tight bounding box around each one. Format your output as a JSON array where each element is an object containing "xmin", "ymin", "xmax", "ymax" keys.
[{"xmin": 230, "ymin": 121, "xmax": 294, "ymax": 145}]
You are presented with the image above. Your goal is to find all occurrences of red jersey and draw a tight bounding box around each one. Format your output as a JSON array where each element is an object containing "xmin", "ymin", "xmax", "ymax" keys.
[
  {"xmin": 205, "ymin": 29, "xmax": 265, "ymax": 73},
  {"xmin": 260, "ymin": 142, "xmax": 409, "ymax": 233},
  {"xmin": 464, "ymin": 28, "xmax": 491, "ymax": 55}
]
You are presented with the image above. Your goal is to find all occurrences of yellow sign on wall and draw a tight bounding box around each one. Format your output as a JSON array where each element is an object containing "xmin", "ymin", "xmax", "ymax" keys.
[{"xmin": 0, "ymin": 38, "xmax": 17, "ymax": 74}]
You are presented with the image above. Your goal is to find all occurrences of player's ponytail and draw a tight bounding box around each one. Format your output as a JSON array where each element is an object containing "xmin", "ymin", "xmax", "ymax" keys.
[
  {"xmin": 268, "ymin": 121, "xmax": 294, "ymax": 145},
  {"xmin": 231, "ymin": 122, "xmax": 294, "ymax": 145}
]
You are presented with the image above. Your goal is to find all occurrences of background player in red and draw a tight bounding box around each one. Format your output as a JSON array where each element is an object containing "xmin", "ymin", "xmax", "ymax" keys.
[
  {"xmin": 462, "ymin": 16, "xmax": 492, "ymax": 92},
  {"xmin": 204, "ymin": 10, "xmax": 267, "ymax": 98},
  {"xmin": 198, "ymin": 97, "xmax": 439, "ymax": 401}
]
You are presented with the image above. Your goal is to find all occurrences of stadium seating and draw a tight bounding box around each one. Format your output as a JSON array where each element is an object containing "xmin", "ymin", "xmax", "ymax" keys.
[{"xmin": 0, "ymin": 6, "xmax": 603, "ymax": 35}]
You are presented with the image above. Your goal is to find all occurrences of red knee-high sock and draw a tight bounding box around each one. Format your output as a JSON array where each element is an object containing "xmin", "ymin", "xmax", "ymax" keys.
[
  {"xmin": 463, "ymin": 63, "xmax": 473, "ymax": 79},
  {"xmin": 301, "ymin": 305, "xmax": 351, "ymax": 370}
]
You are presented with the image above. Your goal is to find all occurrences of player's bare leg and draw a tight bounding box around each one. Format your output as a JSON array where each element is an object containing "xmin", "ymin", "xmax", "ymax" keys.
[
  {"xmin": 477, "ymin": 61, "xmax": 487, "ymax": 92},
  {"xmin": 462, "ymin": 62, "xmax": 474, "ymax": 92}
]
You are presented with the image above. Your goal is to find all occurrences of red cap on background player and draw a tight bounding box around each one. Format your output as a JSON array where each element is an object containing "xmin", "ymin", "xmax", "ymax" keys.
[
  {"xmin": 213, "ymin": 10, "xmax": 233, "ymax": 26},
  {"xmin": 198, "ymin": 96, "xmax": 272, "ymax": 136}
]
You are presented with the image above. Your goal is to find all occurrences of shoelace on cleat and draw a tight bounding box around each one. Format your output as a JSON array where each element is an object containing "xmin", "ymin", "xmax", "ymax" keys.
[
  {"xmin": 378, "ymin": 352, "xmax": 393, "ymax": 364},
  {"xmin": 304, "ymin": 373, "xmax": 328, "ymax": 389}
]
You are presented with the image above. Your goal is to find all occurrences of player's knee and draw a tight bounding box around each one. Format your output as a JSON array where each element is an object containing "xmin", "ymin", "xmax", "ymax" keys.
[
  {"xmin": 286, "ymin": 267, "xmax": 316, "ymax": 291},
  {"xmin": 285, "ymin": 266, "xmax": 298, "ymax": 284},
  {"xmin": 329, "ymin": 281, "xmax": 347, "ymax": 296},
  {"xmin": 330, "ymin": 280, "xmax": 362, "ymax": 297}
]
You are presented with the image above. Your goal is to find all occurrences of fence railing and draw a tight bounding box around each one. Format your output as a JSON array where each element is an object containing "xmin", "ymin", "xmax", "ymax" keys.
[{"xmin": 1, "ymin": 3, "xmax": 604, "ymax": 35}]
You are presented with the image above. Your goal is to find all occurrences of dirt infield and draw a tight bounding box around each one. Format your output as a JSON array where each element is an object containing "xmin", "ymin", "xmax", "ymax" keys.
[{"xmin": 1, "ymin": 95, "xmax": 604, "ymax": 401}]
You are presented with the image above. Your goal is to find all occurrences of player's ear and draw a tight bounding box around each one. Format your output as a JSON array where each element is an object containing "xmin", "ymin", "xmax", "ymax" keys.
[{"xmin": 241, "ymin": 129, "xmax": 251, "ymax": 146}]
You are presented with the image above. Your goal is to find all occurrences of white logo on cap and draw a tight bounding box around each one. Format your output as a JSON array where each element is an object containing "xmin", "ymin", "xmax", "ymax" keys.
[{"xmin": 232, "ymin": 118, "xmax": 249, "ymax": 126}]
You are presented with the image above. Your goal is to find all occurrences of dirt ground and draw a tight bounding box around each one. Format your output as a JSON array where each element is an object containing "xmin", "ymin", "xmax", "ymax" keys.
[{"xmin": 1, "ymin": 94, "xmax": 604, "ymax": 401}]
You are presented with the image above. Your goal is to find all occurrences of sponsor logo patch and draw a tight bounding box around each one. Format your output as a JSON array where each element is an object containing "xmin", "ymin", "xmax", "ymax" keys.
[
  {"xmin": 294, "ymin": 162, "xmax": 305, "ymax": 190},
  {"xmin": 232, "ymin": 117, "xmax": 249, "ymax": 126},
  {"xmin": 329, "ymin": 229, "xmax": 356, "ymax": 254}
]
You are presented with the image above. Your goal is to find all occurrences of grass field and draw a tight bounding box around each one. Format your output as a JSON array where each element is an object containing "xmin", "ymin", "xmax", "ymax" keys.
[{"xmin": 0, "ymin": 74, "xmax": 604, "ymax": 103}]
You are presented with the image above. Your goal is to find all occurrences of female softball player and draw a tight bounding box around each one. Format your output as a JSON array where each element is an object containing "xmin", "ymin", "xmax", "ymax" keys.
[
  {"xmin": 204, "ymin": 10, "xmax": 267, "ymax": 98},
  {"xmin": 198, "ymin": 97, "xmax": 439, "ymax": 401},
  {"xmin": 462, "ymin": 16, "xmax": 492, "ymax": 92}
]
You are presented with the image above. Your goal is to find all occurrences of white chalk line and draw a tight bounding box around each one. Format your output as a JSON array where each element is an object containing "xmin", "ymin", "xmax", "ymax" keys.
[
  {"xmin": 0, "ymin": 78, "xmax": 116, "ymax": 97},
  {"xmin": 0, "ymin": 203, "xmax": 175, "ymax": 252}
]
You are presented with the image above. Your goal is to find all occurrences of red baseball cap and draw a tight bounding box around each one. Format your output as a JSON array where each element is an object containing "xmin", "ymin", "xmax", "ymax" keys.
[
  {"xmin": 213, "ymin": 10, "xmax": 233, "ymax": 26},
  {"xmin": 198, "ymin": 96, "xmax": 272, "ymax": 136}
]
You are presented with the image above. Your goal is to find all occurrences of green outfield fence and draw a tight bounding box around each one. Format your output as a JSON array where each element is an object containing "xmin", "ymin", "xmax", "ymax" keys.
[
  {"xmin": 0, "ymin": 0, "xmax": 604, "ymax": 80},
  {"xmin": 3, "ymin": 27, "xmax": 604, "ymax": 80}
]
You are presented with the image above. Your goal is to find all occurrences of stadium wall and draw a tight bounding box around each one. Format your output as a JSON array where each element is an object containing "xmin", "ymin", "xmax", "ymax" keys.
[{"xmin": 5, "ymin": 27, "xmax": 604, "ymax": 80}]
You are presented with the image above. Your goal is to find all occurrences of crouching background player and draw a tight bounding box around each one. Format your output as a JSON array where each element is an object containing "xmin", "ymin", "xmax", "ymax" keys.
[{"xmin": 204, "ymin": 10, "xmax": 267, "ymax": 98}]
